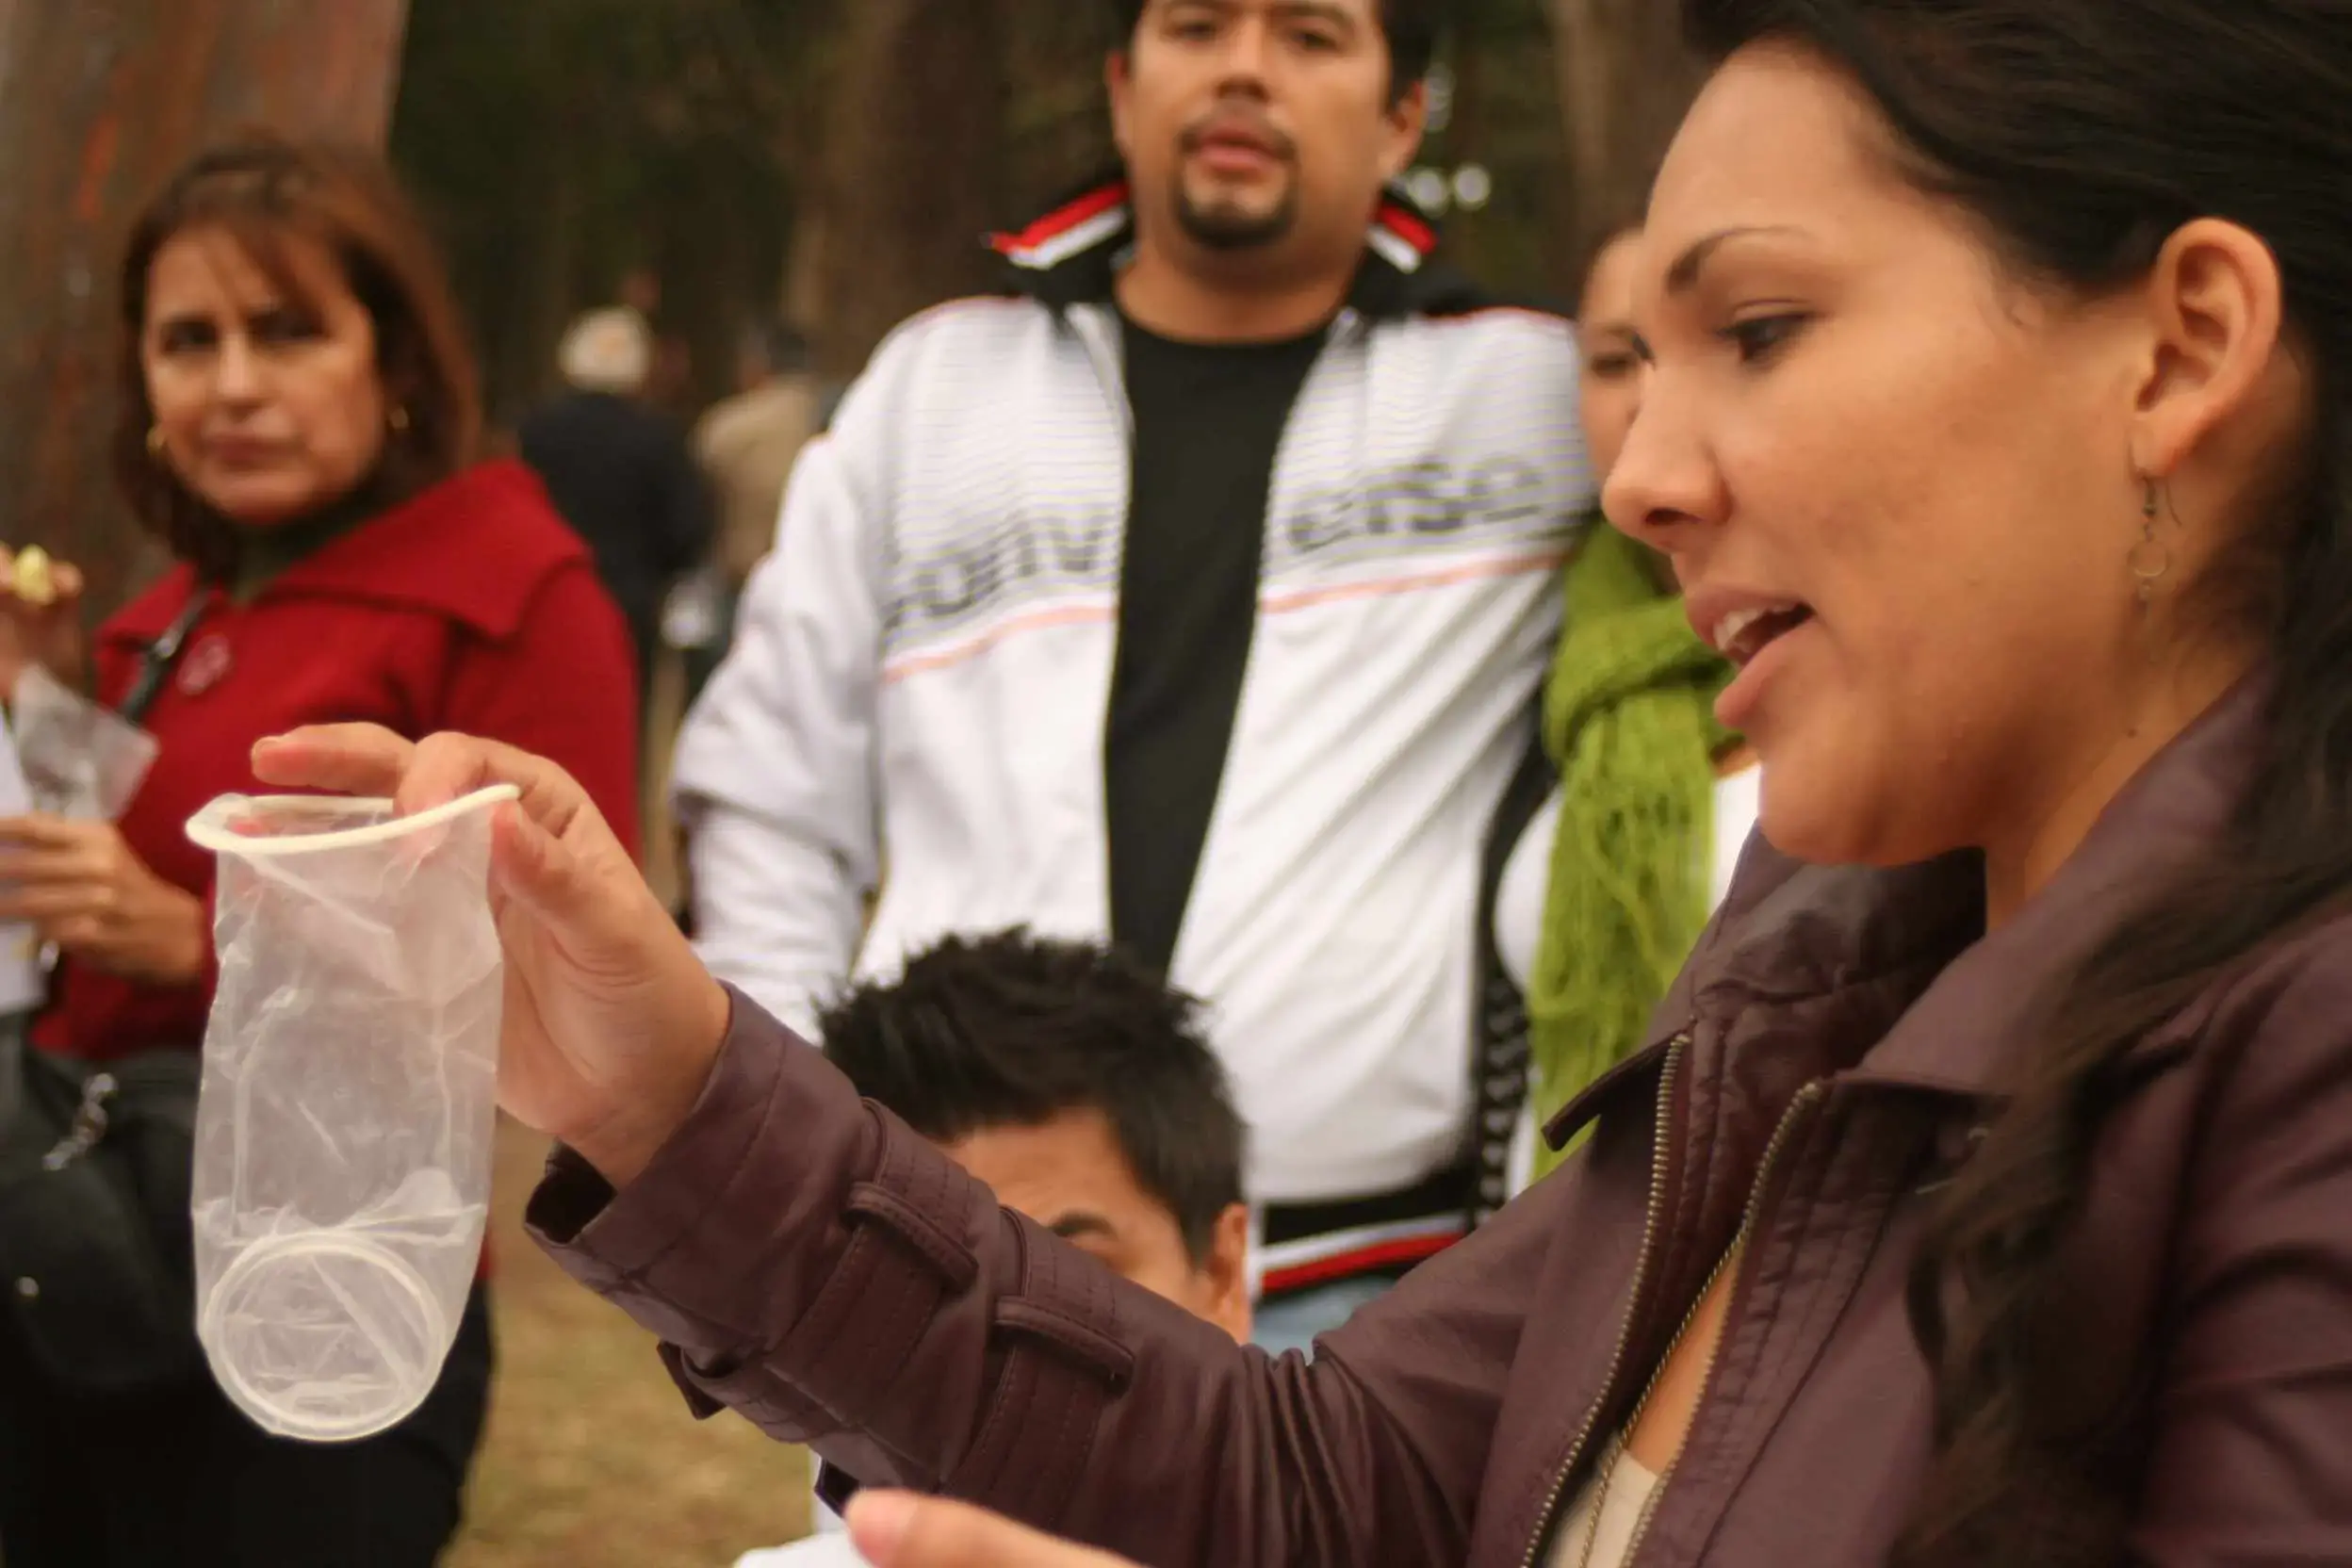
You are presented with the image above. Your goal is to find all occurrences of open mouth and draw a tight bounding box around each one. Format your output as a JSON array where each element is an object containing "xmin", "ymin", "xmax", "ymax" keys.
[{"xmin": 1710, "ymin": 603, "xmax": 1815, "ymax": 668}]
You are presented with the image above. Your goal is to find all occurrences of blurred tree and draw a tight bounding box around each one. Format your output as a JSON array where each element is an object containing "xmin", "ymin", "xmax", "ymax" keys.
[
  {"xmin": 1000, "ymin": 0, "xmax": 1119, "ymax": 217},
  {"xmin": 1548, "ymin": 0, "xmax": 1706, "ymax": 272},
  {"xmin": 392, "ymin": 0, "xmax": 825, "ymax": 427},
  {"xmin": 387, "ymin": 0, "xmax": 1586, "ymax": 413},
  {"xmin": 807, "ymin": 0, "xmax": 1008, "ymax": 379},
  {"xmin": 0, "ymin": 0, "xmax": 410, "ymax": 616},
  {"xmin": 1421, "ymin": 0, "xmax": 1576, "ymax": 302}
]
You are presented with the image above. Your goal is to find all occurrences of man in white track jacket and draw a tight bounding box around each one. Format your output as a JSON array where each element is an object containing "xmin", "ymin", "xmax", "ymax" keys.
[{"xmin": 672, "ymin": 0, "xmax": 1592, "ymax": 1350}]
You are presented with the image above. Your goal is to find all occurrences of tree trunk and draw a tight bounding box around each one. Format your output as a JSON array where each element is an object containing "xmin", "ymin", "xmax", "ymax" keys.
[
  {"xmin": 0, "ymin": 0, "xmax": 410, "ymax": 616},
  {"xmin": 1548, "ymin": 0, "xmax": 1707, "ymax": 276},
  {"xmin": 811, "ymin": 0, "xmax": 1006, "ymax": 378}
]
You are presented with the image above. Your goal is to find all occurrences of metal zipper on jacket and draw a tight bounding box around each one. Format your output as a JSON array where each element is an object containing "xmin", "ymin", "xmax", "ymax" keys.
[
  {"xmin": 1609, "ymin": 1080, "xmax": 1830, "ymax": 1568},
  {"xmin": 1519, "ymin": 1033, "xmax": 1690, "ymax": 1568}
]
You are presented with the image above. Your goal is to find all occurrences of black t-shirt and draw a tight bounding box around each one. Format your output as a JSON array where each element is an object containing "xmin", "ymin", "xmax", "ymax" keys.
[{"xmin": 1105, "ymin": 315, "xmax": 1327, "ymax": 978}]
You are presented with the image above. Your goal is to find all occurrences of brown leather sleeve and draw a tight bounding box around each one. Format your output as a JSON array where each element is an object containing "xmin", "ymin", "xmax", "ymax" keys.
[{"xmin": 526, "ymin": 988, "xmax": 1552, "ymax": 1563}]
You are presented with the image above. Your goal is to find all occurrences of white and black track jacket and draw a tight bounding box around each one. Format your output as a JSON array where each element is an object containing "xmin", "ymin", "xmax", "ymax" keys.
[{"xmin": 673, "ymin": 181, "xmax": 1592, "ymax": 1268}]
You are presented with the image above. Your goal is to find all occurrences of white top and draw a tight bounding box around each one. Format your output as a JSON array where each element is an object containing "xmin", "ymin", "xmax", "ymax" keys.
[
  {"xmin": 1548, "ymin": 1443, "xmax": 1663, "ymax": 1568},
  {"xmin": 1497, "ymin": 766, "xmax": 1762, "ymax": 1192},
  {"xmin": 1495, "ymin": 769, "xmax": 1760, "ymax": 995}
]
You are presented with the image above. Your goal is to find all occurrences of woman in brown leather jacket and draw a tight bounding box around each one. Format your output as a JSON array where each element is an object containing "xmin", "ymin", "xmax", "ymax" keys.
[{"xmin": 252, "ymin": 0, "xmax": 2352, "ymax": 1563}]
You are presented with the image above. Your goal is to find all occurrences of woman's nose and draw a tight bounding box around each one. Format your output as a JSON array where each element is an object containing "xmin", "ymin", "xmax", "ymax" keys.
[
  {"xmin": 1601, "ymin": 374, "xmax": 1726, "ymax": 554},
  {"xmin": 211, "ymin": 335, "xmax": 264, "ymax": 404}
]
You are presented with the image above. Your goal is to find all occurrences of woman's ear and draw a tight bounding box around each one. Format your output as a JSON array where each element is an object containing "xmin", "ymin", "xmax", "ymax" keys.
[{"xmin": 2128, "ymin": 218, "xmax": 2287, "ymax": 481}]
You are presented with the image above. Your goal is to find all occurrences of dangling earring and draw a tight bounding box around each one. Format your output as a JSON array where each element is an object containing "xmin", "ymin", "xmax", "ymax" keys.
[
  {"xmin": 146, "ymin": 426, "xmax": 168, "ymax": 463},
  {"xmin": 387, "ymin": 405, "xmax": 411, "ymax": 434},
  {"xmin": 2128, "ymin": 474, "xmax": 2170, "ymax": 609}
]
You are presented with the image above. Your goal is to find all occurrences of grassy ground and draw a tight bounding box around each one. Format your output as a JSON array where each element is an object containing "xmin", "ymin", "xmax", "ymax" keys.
[{"xmin": 444, "ymin": 1117, "xmax": 810, "ymax": 1568}]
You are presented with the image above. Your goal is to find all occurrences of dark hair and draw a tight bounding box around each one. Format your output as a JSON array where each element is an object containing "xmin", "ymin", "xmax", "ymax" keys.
[
  {"xmin": 818, "ymin": 929, "xmax": 1248, "ymax": 1262},
  {"xmin": 115, "ymin": 131, "xmax": 482, "ymax": 582},
  {"xmin": 1108, "ymin": 0, "xmax": 1441, "ymax": 98},
  {"xmin": 1681, "ymin": 1, "xmax": 2350, "ymax": 1561}
]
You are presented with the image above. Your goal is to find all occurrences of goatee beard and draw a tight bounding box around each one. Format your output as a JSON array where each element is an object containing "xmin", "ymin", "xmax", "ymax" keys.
[{"xmin": 1176, "ymin": 190, "xmax": 1298, "ymax": 252}]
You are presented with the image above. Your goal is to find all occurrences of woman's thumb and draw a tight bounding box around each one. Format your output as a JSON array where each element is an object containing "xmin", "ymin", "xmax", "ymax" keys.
[{"xmin": 488, "ymin": 802, "xmax": 584, "ymax": 924}]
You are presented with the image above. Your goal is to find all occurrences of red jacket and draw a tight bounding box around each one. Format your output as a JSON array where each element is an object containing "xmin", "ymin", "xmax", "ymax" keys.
[{"xmin": 36, "ymin": 459, "xmax": 640, "ymax": 1065}]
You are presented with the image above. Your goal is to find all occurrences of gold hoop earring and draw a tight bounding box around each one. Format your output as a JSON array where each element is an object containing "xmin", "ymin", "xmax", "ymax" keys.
[
  {"xmin": 2128, "ymin": 474, "xmax": 2171, "ymax": 608},
  {"xmin": 145, "ymin": 426, "xmax": 168, "ymax": 462}
]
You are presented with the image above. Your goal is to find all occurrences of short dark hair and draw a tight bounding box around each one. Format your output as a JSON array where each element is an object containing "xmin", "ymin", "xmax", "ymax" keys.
[
  {"xmin": 1108, "ymin": 0, "xmax": 1441, "ymax": 97},
  {"xmin": 819, "ymin": 930, "xmax": 1247, "ymax": 1262}
]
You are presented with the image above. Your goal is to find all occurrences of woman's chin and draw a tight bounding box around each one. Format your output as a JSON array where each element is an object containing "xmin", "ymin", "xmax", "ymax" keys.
[
  {"xmin": 1754, "ymin": 760, "xmax": 1884, "ymax": 870},
  {"xmin": 197, "ymin": 485, "xmax": 321, "ymax": 531}
]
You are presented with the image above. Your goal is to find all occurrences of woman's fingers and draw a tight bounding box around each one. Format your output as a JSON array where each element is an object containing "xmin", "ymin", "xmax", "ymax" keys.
[
  {"xmin": 0, "ymin": 816, "xmax": 91, "ymax": 851},
  {"xmin": 847, "ymin": 1493, "xmax": 1135, "ymax": 1568},
  {"xmin": 254, "ymin": 727, "xmax": 597, "ymax": 841},
  {"xmin": 252, "ymin": 725, "xmax": 416, "ymax": 795},
  {"xmin": 0, "ymin": 851, "xmax": 93, "ymax": 885},
  {"xmin": 0, "ymin": 885, "xmax": 100, "ymax": 922},
  {"xmin": 0, "ymin": 547, "xmax": 83, "ymax": 612},
  {"xmin": 486, "ymin": 802, "xmax": 594, "ymax": 926}
]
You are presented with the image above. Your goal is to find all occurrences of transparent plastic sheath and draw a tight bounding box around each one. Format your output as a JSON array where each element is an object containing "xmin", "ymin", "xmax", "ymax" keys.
[{"xmin": 184, "ymin": 786, "xmax": 514, "ymax": 1443}]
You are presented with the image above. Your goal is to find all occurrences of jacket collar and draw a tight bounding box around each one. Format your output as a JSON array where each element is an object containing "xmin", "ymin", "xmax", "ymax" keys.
[
  {"xmin": 988, "ymin": 169, "xmax": 1493, "ymax": 319},
  {"xmin": 105, "ymin": 460, "xmax": 586, "ymax": 645},
  {"xmin": 1548, "ymin": 677, "xmax": 2265, "ymax": 1141},
  {"xmin": 1850, "ymin": 678, "xmax": 2259, "ymax": 1094}
]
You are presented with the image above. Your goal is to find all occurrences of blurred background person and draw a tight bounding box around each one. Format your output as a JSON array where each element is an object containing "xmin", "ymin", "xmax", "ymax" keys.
[
  {"xmin": 687, "ymin": 319, "xmax": 822, "ymax": 703},
  {"xmin": 0, "ymin": 132, "xmax": 639, "ymax": 1567},
  {"xmin": 616, "ymin": 265, "xmax": 698, "ymax": 416},
  {"xmin": 1472, "ymin": 219, "xmax": 1754, "ymax": 1204},
  {"xmin": 517, "ymin": 304, "xmax": 714, "ymax": 746},
  {"xmin": 734, "ymin": 929, "xmax": 1250, "ymax": 1567}
]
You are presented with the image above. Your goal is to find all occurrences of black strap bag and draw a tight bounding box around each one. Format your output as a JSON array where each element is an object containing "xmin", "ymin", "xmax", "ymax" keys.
[
  {"xmin": 0, "ymin": 592, "xmax": 214, "ymax": 1397},
  {"xmin": 0, "ymin": 1024, "xmax": 204, "ymax": 1395}
]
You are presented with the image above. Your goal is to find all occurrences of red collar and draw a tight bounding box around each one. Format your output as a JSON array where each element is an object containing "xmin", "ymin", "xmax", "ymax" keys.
[{"xmin": 106, "ymin": 461, "xmax": 589, "ymax": 645}]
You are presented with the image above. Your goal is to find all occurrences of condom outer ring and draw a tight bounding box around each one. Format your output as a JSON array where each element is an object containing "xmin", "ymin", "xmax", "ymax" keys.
[
  {"xmin": 200, "ymin": 1229, "xmax": 449, "ymax": 1445},
  {"xmin": 185, "ymin": 784, "xmax": 521, "ymax": 858}
]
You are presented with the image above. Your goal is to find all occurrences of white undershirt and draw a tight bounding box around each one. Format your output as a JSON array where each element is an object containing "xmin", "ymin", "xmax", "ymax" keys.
[
  {"xmin": 1496, "ymin": 768, "xmax": 1762, "ymax": 1191},
  {"xmin": 1547, "ymin": 1443, "xmax": 1663, "ymax": 1568}
]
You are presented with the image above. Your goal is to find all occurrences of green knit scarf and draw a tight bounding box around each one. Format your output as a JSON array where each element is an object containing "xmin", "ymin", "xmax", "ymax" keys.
[{"xmin": 1526, "ymin": 524, "xmax": 1736, "ymax": 1178}]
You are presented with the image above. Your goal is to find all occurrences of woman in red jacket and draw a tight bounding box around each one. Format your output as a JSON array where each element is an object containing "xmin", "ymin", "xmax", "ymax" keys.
[{"xmin": 0, "ymin": 135, "xmax": 638, "ymax": 1566}]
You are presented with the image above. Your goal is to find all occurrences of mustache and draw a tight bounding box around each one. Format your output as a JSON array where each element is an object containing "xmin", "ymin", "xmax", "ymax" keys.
[{"xmin": 1179, "ymin": 116, "xmax": 1298, "ymax": 160}]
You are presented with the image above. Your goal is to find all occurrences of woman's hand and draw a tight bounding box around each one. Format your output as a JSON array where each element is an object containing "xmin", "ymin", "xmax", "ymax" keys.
[
  {"xmin": 0, "ymin": 546, "xmax": 89, "ymax": 696},
  {"xmin": 0, "ymin": 816, "xmax": 205, "ymax": 985},
  {"xmin": 847, "ymin": 1494, "xmax": 1141, "ymax": 1568},
  {"xmin": 252, "ymin": 724, "xmax": 730, "ymax": 1185}
]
